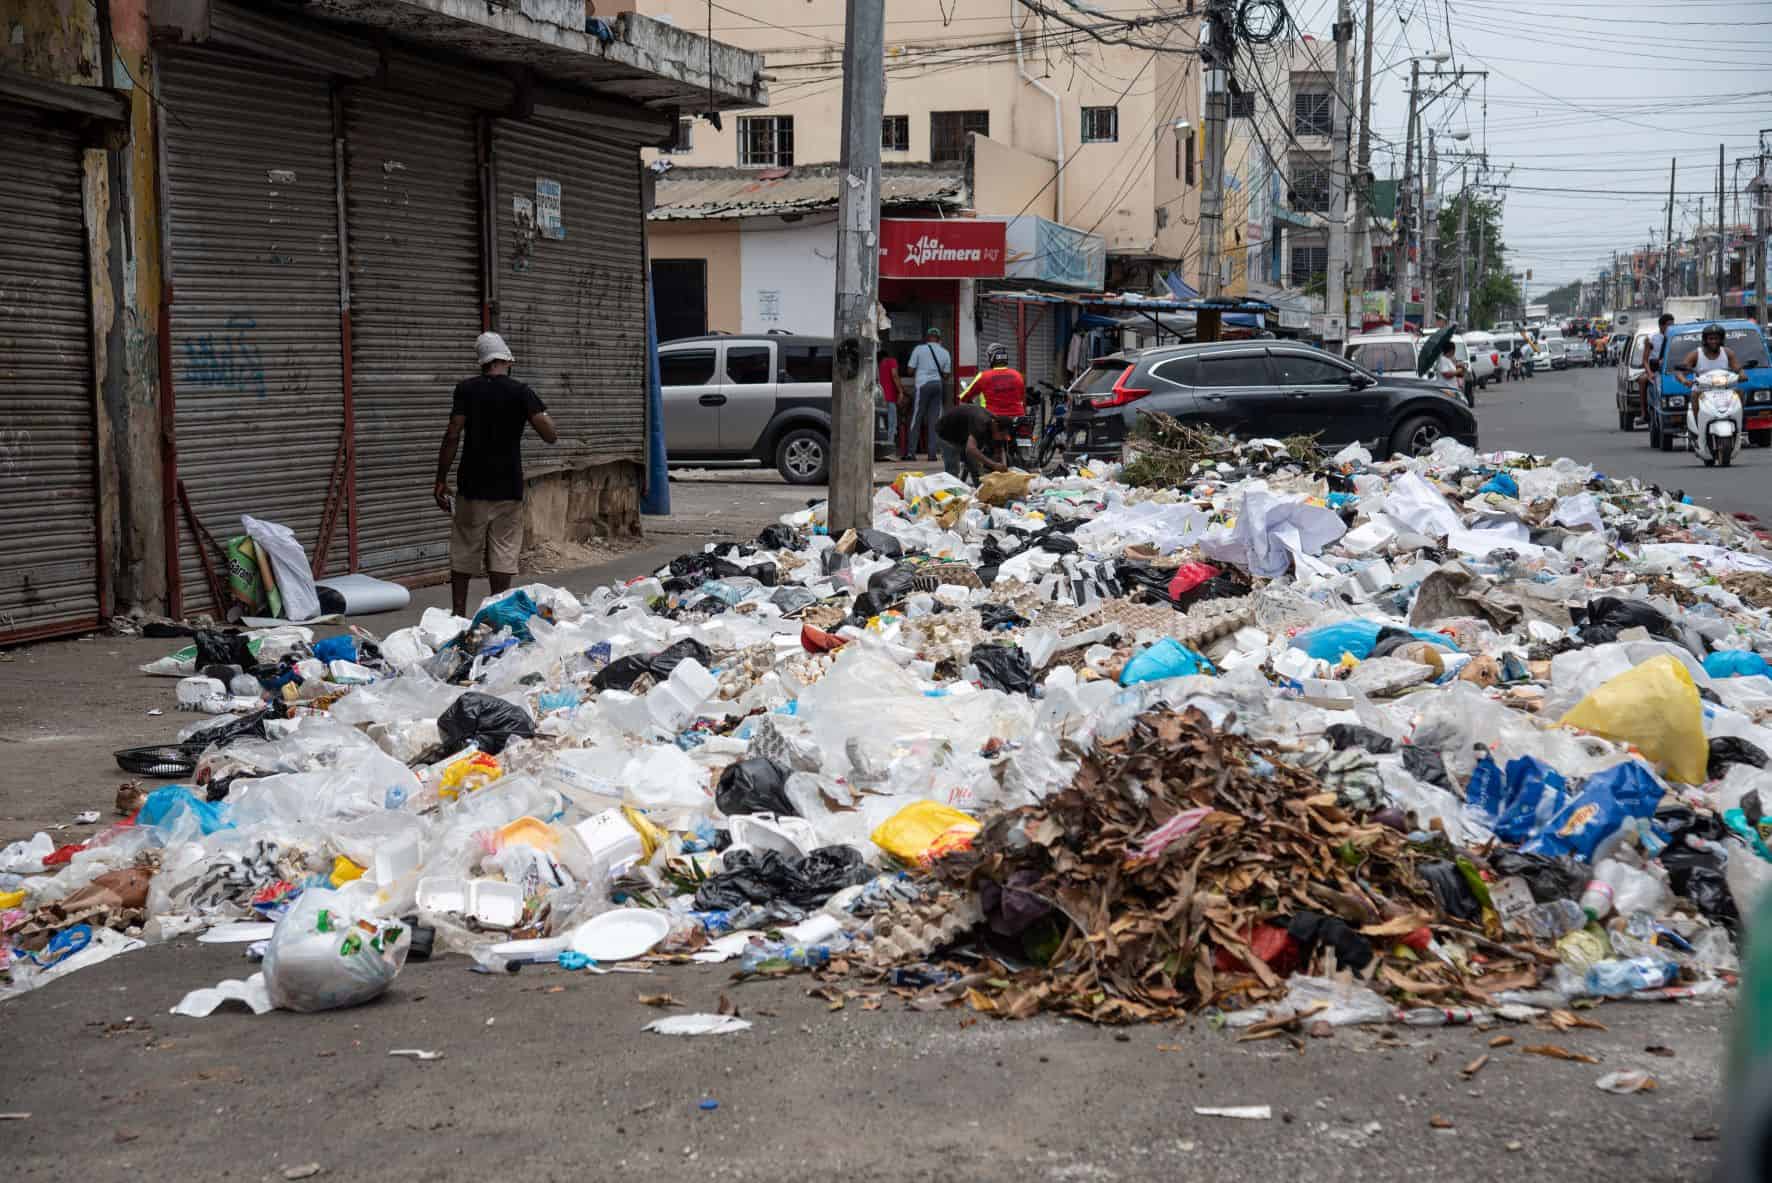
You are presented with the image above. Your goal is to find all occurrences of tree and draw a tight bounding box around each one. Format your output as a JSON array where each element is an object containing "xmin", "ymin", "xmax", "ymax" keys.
[{"xmin": 1431, "ymin": 193, "xmax": 1521, "ymax": 327}]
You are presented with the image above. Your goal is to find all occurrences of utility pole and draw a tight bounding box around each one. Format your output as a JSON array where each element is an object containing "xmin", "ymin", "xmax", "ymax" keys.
[
  {"xmin": 1756, "ymin": 142, "xmax": 1769, "ymax": 329},
  {"xmin": 1198, "ymin": 0, "xmax": 1233, "ymax": 311},
  {"xmin": 1351, "ymin": 0, "xmax": 1376, "ymax": 304},
  {"xmin": 1323, "ymin": 0, "xmax": 1353, "ymax": 350},
  {"xmin": 1472, "ymin": 186, "xmax": 1485, "ymax": 324},
  {"xmin": 1423, "ymin": 131, "xmax": 1439, "ymax": 325},
  {"xmin": 1391, "ymin": 60, "xmax": 1419, "ymax": 330},
  {"xmin": 826, "ymin": 0, "xmax": 884, "ymax": 533},
  {"xmin": 1455, "ymin": 166, "xmax": 1470, "ymax": 324},
  {"xmin": 1663, "ymin": 158, "xmax": 1676, "ymax": 302},
  {"xmin": 1717, "ymin": 143, "xmax": 1727, "ymax": 302}
]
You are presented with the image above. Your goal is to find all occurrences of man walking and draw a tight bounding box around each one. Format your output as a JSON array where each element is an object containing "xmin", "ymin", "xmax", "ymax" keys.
[
  {"xmin": 434, "ymin": 331, "xmax": 558, "ymax": 618},
  {"xmin": 902, "ymin": 327, "xmax": 951, "ymax": 462}
]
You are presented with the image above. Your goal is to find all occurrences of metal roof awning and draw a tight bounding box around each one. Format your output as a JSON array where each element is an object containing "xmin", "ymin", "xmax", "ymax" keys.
[
  {"xmin": 650, "ymin": 165, "xmax": 965, "ymax": 221},
  {"xmin": 300, "ymin": 0, "xmax": 765, "ymax": 110},
  {"xmin": 981, "ymin": 288, "xmax": 1279, "ymax": 316}
]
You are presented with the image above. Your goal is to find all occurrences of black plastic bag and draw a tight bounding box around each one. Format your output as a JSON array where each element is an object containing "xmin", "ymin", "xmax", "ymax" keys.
[
  {"xmin": 757, "ymin": 524, "xmax": 801, "ymax": 551},
  {"xmin": 664, "ymin": 551, "xmax": 751, "ymax": 592},
  {"xmin": 868, "ymin": 564, "xmax": 917, "ymax": 601},
  {"xmin": 591, "ymin": 638, "xmax": 711, "ymax": 692},
  {"xmin": 978, "ymin": 603, "xmax": 1029, "ymax": 630},
  {"xmin": 1579, "ymin": 596, "xmax": 1675, "ymax": 644},
  {"xmin": 715, "ymin": 757, "xmax": 795, "ymax": 817},
  {"xmin": 1325, "ymin": 723, "xmax": 1397, "ymax": 754},
  {"xmin": 693, "ymin": 845, "xmax": 871, "ymax": 910},
  {"xmin": 1035, "ymin": 533, "xmax": 1078, "ymax": 554},
  {"xmin": 1709, "ymin": 735, "xmax": 1770, "ymax": 782},
  {"xmin": 1420, "ymin": 860, "xmax": 1482, "ymax": 922},
  {"xmin": 1489, "ymin": 851, "xmax": 1586, "ymax": 904},
  {"xmin": 1286, "ymin": 910, "xmax": 1374, "ymax": 973},
  {"xmin": 193, "ymin": 629, "xmax": 255, "ymax": 669},
  {"xmin": 1401, "ymin": 745, "xmax": 1452, "ymax": 790},
  {"xmin": 858, "ymin": 529, "xmax": 904, "ymax": 558},
  {"xmin": 436, "ymin": 692, "xmax": 536, "ymax": 756},
  {"xmin": 969, "ymin": 643, "xmax": 1034, "ymax": 694}
]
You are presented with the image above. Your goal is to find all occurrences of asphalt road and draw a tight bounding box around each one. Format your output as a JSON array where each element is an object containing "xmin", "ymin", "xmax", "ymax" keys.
[{"xmin": 1476, "ymin": 359, "xmax": 1772, "ymax": 525}]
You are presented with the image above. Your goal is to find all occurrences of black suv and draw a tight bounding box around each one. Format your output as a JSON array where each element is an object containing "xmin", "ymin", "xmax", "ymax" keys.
[{"xmin": 1066, "ymin": 340, "xmax": 1478, "ymax": 459}]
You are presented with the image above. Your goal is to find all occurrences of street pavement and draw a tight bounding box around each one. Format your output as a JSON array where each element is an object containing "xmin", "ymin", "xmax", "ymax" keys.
[{"xmin": 0, "ymin": 389, "xmax": 1747, "ymax": 1182}]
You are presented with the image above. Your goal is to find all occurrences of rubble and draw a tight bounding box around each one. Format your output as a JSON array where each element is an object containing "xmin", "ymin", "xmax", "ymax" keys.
[{"xmin": 3, "ymin": 435, "xmax": 1770, "ymax": 1037}]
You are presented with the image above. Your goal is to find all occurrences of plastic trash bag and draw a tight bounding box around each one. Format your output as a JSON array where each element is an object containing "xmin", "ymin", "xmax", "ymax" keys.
[
  {"xmin": 1710, "ymin": 735, "xmax": 1771, "ymax": 781},
  {"xmin": 692, "ymin": 845, "xmax": 871, "ymax": 910},
  {"xmin": 715, "ymin": 757, "xmax": 796, "ymax": 817},
  {"xmin": 1465, "ymin": 754, "xmax": 1569, "ymax": 844},
  {"xmin": 470, "ymin": 590, "xmax": 541, "ymax": 641},
  {"xmin": 978, "ymin": 603, "xmax": 1029, "ymax": 630},
  {"xmin": 1325, "ymin": 724, "xmax": 1396, "ymax": 754},
  {"xmin": 871, "ymin": 800, "xmax": 981, "ymax": 866},
  {"xmin": 857, "ymin": 528, "xmax": 905, "ymax": 557},
  {"xmin": 1523, "ymin": 759, "xmax": 1665, "ymax": 862},
  {"xmin": 1559, "ymin": 654, "xmax": 1708, "ymax": 784},
  {"xmin": 136, "ymin": 785, "xmax": 233, "ymax": 837},
  {"xmin": 262, "ymin": 887, "xmax": 411, "ymax": 1013},
  {"xmin": 1489, "ymin": 851, "xmax": 1586, "ymax": 904},
  {"xmin": 1421, "ymin": 861, "xmax": 1483, "ymax": 922},
  {"xmin": 756, "ymin": 524, "xmax": 800, "ymax": 551},
  {"xmin": 591, "ymin": 638, "xmax": 712, "ymax": 692},
  {"xmin": 437, "ymin": 692, "xmax": 536, "ymax": 756},
  {"xmin": 1579, "ymin": 596, "xmax": 1676, "ymax": 645},
  {"xmin": 1290, "ymin": 619, "xmax": 1455, "ymax": 663},
  {"xmin": 1119, "ymin": 638, "xmax": 1215, "ymax": 686},
  {"xmin": 1705, "ymin": 650, "xmax": 1772, "ymax": 680},
  {"xmin": 242, "ymin": 514, "xmax": 321, "ymax": 622},
  {"xmin": 970, "ymin": 643, "xmax": 1034, "ymax": 694}
]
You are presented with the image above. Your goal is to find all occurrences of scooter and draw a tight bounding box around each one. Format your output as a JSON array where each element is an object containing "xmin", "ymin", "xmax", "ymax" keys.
[
  {"xmin": 1507, "ymin": 355, "xmax": 1524, "ymax": 381},
  {"xmin": 1686, "ymin": 369, "xmax": 1745, "ymax": 468}
]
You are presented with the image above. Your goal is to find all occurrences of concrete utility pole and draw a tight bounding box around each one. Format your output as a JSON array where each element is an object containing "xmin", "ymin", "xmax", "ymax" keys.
[
  {"xmin": 1423, "ymin": 131, "xmax": 1439, "ymax": 324},
  {"xmin": 1323, "ymin": 0, "xmax": 1353, "ymax": 350},
  {"xmin": 1717, "ymin": 143, "xmax": 1727, "ymax": 302},
  {"xmin": 826, "ymin": 0, "xmax": 884, "ymax": 533},
  {"xmin": 1391, "ymin": 60, "xmax": 1419, "ymax": 329},
  {"xmin": 1351, "ymin": 0, "xmax": 1376, "ymax": 302},
  {"xmin": 1455, "ymin": 166, "xmax": 1470, "ymax": 324},
  {"xmin": 1756, "ymin": 146, "xmax": 1769, "ymax": 329},
  {"xmin": 1663, "ymin": 158, "xmax": 1676, "ymax": 301},
  {"xmin": 1198, "ymin": 0, "xmax": 1233, "ymax": 306}
]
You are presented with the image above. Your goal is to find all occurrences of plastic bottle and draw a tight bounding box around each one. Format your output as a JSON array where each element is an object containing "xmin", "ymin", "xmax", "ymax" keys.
[
  {"xmin": 1578, "ymin": 871, "xmax": 1617, "ymax": 920},
  {"xmin": 1583, "ymin": 956, "xmax": 1680, "ymax": 997},
  {"xmin": 736, "ymin": 939, "xmax": 833, "ymax": 973},
  {"xmin": 1520, "ymin": 898, "xmax": 1588, "ymax": 941},
  {"xmin": 1396, "ymin": 1006, "xmax": 1484, "ymax": 1026}
]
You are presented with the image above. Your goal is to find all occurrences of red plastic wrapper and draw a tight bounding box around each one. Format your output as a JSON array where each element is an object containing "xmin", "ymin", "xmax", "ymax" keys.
[
  {"xmin": 1211, "ymin": 922, "xmax": 1301, "ymax": 976},
  {"xmin": 1167, "ymin": 561, "xmax": 1220, "ymax": 600},
  {"xmin": 801, "ymin": 622, "xmax": 848, "ymax": 653}
]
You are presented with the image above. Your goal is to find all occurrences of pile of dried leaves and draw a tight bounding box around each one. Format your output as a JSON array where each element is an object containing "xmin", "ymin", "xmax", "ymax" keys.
[
  {"xmin": 919, "ymin": 707, "xmax": 1546, "ymax": 1023},
  {"xmin": 1120, "ymin": 412, "xmax": 1321, "ymax": 489}
]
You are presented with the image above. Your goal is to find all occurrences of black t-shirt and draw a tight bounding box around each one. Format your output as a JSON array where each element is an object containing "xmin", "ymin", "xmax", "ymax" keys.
[
  {"xmin": 451, "ymin": 374, "xmax": 546, "ymax": 501},
  {"xmin": 936, "ymin": 403, "xmax": 997, "ymax": 450}
]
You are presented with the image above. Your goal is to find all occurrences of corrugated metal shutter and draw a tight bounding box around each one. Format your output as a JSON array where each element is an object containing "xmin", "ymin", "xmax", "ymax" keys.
[
  {"xmin": 344, "ymin": 88, "xmax": 481, "ymax": 579},
  {"xmin": 492, "ymin": 118, "xmax": 646, "ymax": 469},
  {"xmin": 979, "ymin": 298, "xmax": 1058, "ymax": 388},
  {"xmin": 160, "ymin": 51, "xmax": 346, "ymax": 613},
  {"xmin": 0, "ymin": 104, "xmax": 99, "ymax": 641}
]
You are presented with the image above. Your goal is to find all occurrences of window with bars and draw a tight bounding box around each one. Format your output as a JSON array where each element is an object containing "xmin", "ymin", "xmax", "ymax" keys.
[
  {"xmin": 1293, "ymin": 91, "xmax": 1332, "ymax": 137},
  {"xmin": 1290, "ymin": 245, "xmax": 1328, "ymax": 286},
  {"xmin": 1228, "ymin": 91, "xmax": 1255, "ymax": 118},
  {"xmin": 882, "ymin": 114, "xmax": 909, "ymax": 152},
  {"xmin": 1291, "ymin": 166, "xmax": 1330, "ymax": 213},
  {"xmin": 1081, "ymin": 106, "xmax": 1119, "ymax": 143},
  {"xmin": 662, "ymin": 117, "xmax": 694, "ymax": 154},
  {"xmin": 930, "ymin": 109, "xmax": 989, "ymax": 164},
  {"xmin": 738, "ymin": 115, "xmax": 794, "ymax": 167}
]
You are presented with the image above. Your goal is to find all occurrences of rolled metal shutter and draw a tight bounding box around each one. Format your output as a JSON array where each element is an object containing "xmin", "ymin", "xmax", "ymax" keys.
[
  {"xmin": 0, "ymin": 104, "xmax": 99, "ymax": 642},
  {"xmin": 159, "ymin": 51, "xmax": 345, "ymax": 613},
  {"xmin": 492, "ymin": 118, "xmax": 646, "ymax": 469},
  {"xmin": 344, "ymin": 88, "xmax": 481, "ymax": 579},
  {"xmin": 979, "ymin": 299, "xmax": 1058, "ymax": 388}
]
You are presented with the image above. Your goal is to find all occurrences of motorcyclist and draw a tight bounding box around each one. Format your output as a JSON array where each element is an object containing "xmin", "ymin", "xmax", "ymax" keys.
[
  {"xmin": 1673, "ymin": 323, "xmax": 1741, "ymax": 386},
  {"xmin": 1508, "ymin": 338, "xmax": 1523, "ymax": 380},
  {"xmin": 959, "ymin": 342, "xmax": 1028, "ymax": 426}
]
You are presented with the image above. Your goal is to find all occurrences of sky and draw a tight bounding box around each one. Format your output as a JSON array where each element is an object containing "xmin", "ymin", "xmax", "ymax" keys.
[{"xmin": 1292, "ymin": 0, "xmax": 1772, "ymax": 300}]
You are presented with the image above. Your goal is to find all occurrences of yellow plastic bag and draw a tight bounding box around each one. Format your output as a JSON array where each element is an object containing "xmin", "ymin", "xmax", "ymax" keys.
[
  {"xmin": 871, "ymin": 801, "xmax": 981, "ymax": 866},
  {"xmin": 975, "ymin": 470, "xmax": 1034, "ymax": 507},
  {"xmin": 329, "ymin": 855, "xmax": 365, "ymax": 888},
  {"xmin": 1558, "ymin": 654, "xmax": 1707, "ymax": 784},
  {"xmin": 438, "ymin": 751, "xmax": 503, "ymax": 801}
]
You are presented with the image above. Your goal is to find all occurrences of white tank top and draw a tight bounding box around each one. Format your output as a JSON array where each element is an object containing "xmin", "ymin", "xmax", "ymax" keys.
[{"xmin": 1695, "ymin": 348, "xmax": 1732, "ymax": 375}]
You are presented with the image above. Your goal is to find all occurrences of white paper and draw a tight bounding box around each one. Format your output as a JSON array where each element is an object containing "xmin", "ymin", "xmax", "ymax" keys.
[
  {"xmin": 170, "ymin": 973, "xmax": 273, "ymax": 1017},
  {"xmin": 644, "ymin": 1013, "xmax": 753, "ymax": 1036},
  {"xmin": 1194, "ymin": 1105, "xmax": 1272, "ymax": 1120},
  {"xmin": 1383, "ymin": 472, "xmax": 1461, "ymax": 539}
]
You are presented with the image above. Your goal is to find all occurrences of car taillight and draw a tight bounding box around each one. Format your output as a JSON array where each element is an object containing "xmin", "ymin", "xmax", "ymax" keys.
[{"xmin": 1096, "ymin": 367, "xmax": 1151, "ymax": 408}]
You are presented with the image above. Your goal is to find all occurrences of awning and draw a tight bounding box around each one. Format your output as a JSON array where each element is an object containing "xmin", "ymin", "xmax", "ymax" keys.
[{"xmin": 1162, "ymin": 271, "xmax": 1200, "ymax": 301}]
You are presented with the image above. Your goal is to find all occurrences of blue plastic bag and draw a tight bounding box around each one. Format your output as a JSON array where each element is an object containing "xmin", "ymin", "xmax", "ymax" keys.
[
  {"xmin": 471, "ymin": 590, "xmax": 540, "ymax": 641},
  {"xmin": 1704, "ymin": 650, "xmax": 1771, "ymax": 679},
  {"xmin": 1290, "ymin": 619, "xmax": 1459, "ymax": 663},
  {"xmin": 313, "ymin": 634, "xmax": 358, "ymax": 664},
  {"xmin": 136, "ymin": 785, "xmax": 233, "ymax": 836},
  {"xmin": 1477, "ymin": 471, "xmax": 1519, "ymax": 498},
  {"xmin": 1464, "ymin": 754, "xmax": 1506, "ymax": 821},
  {"xmin": 1119, "ymin": 638, "xmax": 1215, "ymax": 686},
  {"xmin": 1491, "ymin": 755, "xmax": 1569, "ymax": 844},
  {"xmin": 1522, "ymin": 760, "xmax": 1664, "ymax": 862}
]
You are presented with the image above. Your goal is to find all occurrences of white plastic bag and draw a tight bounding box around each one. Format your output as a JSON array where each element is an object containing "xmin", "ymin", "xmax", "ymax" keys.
[
  {"xmin": 263, "ymin": 887, "xmax": 411, "ymax": 1013},
  {"xmin": 242, "ymin": 514, "xmax": 322, "ymax": 622}
]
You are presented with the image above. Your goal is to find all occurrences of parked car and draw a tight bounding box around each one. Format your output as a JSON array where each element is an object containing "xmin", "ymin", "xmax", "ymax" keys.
[
  {"xmin": 1564, "ymin": 337, "xmax": 1593, "ymax": 367},
  {"xmin": 1645, "ymin": 319, "xmax": 1772, "ymax": 452},
  {"xmin": 1461, "ymin": 330, "xmax": 1501, "ymax": 388},
  {"xmin": 1542, "ymin": 334, "xmax": 1569, "ymax": 370},
  {"xmin": 1345, "ymin": 330, "xmax": 1475, "ymax": 405},
  {"xmin": 1064, "ymin": 339, "xmax": 1478, "ymax": 461},
  {"xmin": 657, "ymin": 334, "xmax": 888, "ymax": 484},
  {"xmin": 1614, "ymin": 326, "xmax": 1654, "ymax": 430}
]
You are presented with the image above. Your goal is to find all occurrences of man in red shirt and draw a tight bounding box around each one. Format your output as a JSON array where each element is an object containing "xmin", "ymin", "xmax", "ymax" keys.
[
  {"xmin": 959, "ymin": 343, "xmax": 1026, "ymax": 422},
  {"xmin": 877, "ymin": 350, "xmax": 904, "ymax": 457}
]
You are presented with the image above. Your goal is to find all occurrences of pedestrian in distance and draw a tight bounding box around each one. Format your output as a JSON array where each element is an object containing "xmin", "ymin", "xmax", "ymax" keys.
[
  {"xmin": 903, "ymin": 327, "xmax": 952, "ymax": 462},
  {"xmin": 434, "ymin": 331, "xmax": 558, "ymax": 618},
  {"xmin": 877, "ymin": 348, "xmax": 904, "ymax": 457}
]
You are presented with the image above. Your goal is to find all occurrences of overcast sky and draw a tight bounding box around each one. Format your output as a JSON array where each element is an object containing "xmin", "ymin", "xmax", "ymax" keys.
[{"xmin": 1295, "ymin": 0, "xmax": 1772, "ymax": 300}]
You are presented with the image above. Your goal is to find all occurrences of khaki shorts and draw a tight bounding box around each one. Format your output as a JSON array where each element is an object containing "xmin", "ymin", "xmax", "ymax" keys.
[{"xmin": 450, "ymin": 497, "xmax": 524, "ymax": 576}]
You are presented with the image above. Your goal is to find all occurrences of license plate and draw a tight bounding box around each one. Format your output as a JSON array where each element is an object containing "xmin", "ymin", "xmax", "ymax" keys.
[{"xmin": 1016, "ymin": 437, "xmax": 1033, "ymax": 448}]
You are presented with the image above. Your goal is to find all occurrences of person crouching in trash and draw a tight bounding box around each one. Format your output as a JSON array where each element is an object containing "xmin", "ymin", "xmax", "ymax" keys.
[{"xmin": 934, "ymin": 401, "xmax": 1010, "ymax": 484}]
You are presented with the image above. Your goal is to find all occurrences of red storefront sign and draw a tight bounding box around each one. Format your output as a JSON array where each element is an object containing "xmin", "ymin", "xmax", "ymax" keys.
[{"xmin": 878, "ymin": 218, "xmax": 1006, "ymax": 279}]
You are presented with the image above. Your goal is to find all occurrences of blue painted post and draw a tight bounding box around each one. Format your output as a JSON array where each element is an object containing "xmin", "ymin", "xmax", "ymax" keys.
[{"xmin": 642, "ymin": 269, "xmax": 670, "ymax": 516}]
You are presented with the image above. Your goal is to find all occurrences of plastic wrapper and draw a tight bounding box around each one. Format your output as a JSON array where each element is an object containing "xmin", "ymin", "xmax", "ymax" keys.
[
  {"xmin": 969, "ymin": 643, "xmax": 1034, "ymax": 694},
  {"xmin": 1522, "ymin": 759, "xmax": 1665, "ymax": 862},
  {"xmin": 262, "ymin": 887, "xmax": 411, "ymax": 1013}
]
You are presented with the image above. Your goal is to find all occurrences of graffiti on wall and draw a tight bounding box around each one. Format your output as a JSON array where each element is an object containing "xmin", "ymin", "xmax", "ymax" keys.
[{"xmin": 177, "ymin": 313, "xmax": 267, "ymax": 398}]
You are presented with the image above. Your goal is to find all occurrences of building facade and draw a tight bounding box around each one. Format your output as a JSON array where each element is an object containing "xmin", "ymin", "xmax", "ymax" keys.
[{"xmin": 0, "ymin": 0, "xmax": 760, "ymax": 641}]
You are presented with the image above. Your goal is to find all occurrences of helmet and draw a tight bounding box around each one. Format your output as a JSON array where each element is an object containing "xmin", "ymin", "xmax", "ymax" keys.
[
  {"xmin": 1702, "ymin": 322, "xmax": 1725, "ymax": 342},
  {"xmin": 985, "ymin": 342, "xmax": 1009, "ymax": 367}
]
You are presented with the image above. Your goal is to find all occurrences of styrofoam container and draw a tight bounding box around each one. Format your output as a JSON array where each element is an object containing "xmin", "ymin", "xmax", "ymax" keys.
[
  {"xmin": 569, "ymin": 908, "xmax": 671, "ymax": 961},
  {"xmin": 727, "ymin": 813, "xmax": 818, "ymax": 859},
  {"xmin": 372, "ymin": 829, "xmax": 421, "ymax": 885},
  {"xmin": 414, "ymin": 877, "xmax": 526, "ymax": 929},
  {"xmin": 574, "ymin": 808, "xmax": 644, "ymax": 864}
]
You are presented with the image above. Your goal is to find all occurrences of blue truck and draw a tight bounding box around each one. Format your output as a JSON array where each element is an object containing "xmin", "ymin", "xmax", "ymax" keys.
[{"xmin": 1646, "ymin": 319, "xmax": 1772, "ymax": 452}]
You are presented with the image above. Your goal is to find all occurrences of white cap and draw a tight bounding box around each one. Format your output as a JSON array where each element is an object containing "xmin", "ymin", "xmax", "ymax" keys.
[{"xmin": 476, "ymin": 331, "xmax": 514, "ymax": 366}]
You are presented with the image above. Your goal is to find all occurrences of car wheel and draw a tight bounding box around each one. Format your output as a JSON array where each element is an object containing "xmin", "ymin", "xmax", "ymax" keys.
[
  {"xmin": 1387, "ymin": 413, "xmax": 1447, "ymax": 460},
  {"xmin": 1618, "ymin": 409, "xmax": 1633, "ymax": 431},
  {"xmin": 774, "ymin": 427, "xmax": 830, "ymax": 485}
]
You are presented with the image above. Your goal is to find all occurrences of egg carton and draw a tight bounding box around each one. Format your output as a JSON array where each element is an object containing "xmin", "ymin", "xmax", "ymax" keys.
[{"xmin": 863, "ymin": 890, "xmax": 984, "ymax": 966}]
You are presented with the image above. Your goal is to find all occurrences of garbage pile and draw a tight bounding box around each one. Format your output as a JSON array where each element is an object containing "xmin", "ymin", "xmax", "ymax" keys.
[{"xmin": 4, "ymin": 436, "xmax": 1772, "ymax": 1030}]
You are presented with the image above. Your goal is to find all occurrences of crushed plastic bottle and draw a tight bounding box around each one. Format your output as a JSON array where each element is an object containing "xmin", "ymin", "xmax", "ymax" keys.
[{"xmin": 1583, "ymin": 956, "xmax": 1680, "ymax": 997}]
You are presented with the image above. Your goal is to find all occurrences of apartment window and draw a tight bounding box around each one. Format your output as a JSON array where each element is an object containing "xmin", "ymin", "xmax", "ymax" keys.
[
  {"xmin": 930, "ymin": 109, "xmax": 989, "ymax": 165},
  {"xmin": 1291, "ymin": 166, "xmax": 1330, "ymax": 213},
  {"xmin": 882, "ymin": 114, "xmax": 909, "ymax": 153},
  {"xmin": 738, "ymin": 115, "xmax": 794, "ymax": 168},
  {"xmin": 1293, "ymin": 91, "xmax": 1332, "ymax": 137},
  {"xmin": 1228, "ymin": 91, "xmax": 1255, "ymax": 118},
  {"xmin": 1291, "ymin": 244, "xmax": 1329, "ymax": 286},
  {"xmin": 1185, "ymin": 129, "xmax": 1196, "ymax": 185},
  {"xmin": 1081, "ymin": 106, "xmax": 1119, "ymax": 143},
  {"xmin": 662, "ymin": 117, "xmax": 694, "ymax": 154}
]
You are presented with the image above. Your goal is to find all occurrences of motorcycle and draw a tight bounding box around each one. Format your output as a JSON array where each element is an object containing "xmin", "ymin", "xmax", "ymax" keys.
[
  {"xmin": 1507, "ymin": 355, "xmax": 1524, "ymax": 381},
  {"xmin": 1686, "ymin": 369, "xmax": 1745, "ymax": 468}
]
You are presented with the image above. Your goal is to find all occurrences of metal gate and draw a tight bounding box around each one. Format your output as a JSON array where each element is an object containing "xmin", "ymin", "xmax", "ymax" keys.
[
  {"xmin": 344, "ymin": 88, "xmax": 482, "ymax": 579},
  {"xmin": 979, "ymin": 298, "xmax": 1059, "ymax": 387},
  {"xmin": 0, "ymin": 104, "xmax": 100, "ymax": 642},
  {"xmin": 159, "ymin": 51, "xmax": 346, "ymax": 614},
  {"xmin": 492, "ymin": 118, "xmax": 647, "ymax": 472}
]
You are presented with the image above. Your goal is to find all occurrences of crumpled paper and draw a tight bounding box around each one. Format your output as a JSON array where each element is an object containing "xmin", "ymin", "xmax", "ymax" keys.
[{"xmin": 1202, "ymin": 491, "xmax": 1346, "ymax": 579}]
